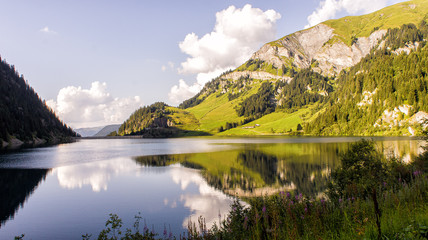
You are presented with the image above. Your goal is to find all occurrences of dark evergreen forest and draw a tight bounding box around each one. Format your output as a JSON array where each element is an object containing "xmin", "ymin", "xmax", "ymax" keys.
[{"xmin": 0, "ymin": 58, "xmax": 77, "ymax": 146}]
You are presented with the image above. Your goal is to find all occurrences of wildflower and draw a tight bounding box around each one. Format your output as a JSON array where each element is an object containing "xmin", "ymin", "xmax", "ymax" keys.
[
  {"xmin": 280, "ymin": 191, "xmax": 285, "ymax": 196},
  {"xmin": 383, "ymin": 181, "xmax": 387, "ymax": 187},
  {"xmin": 304, "ymin": 207, "xmax": 308, "ymax": 213},
  {"xmin": 168, "ymin": 225, "xmax": 173, "ymax": 239},
  {"xmin": 262, "ymin": 206, "xmax": 266, "ymax": 214},
  {"xmin": 320, "ymin": 198, "xmax": 325, "ymax": 204},
  {"xmin": 244, "ymin": 216, "xmax": 248, "ymax": 230},
  {"xmin": 143, "ymin": 220, "xmax": 148, "ymax": 232},
  {"xmin": 339, "ymin": 198, "xmax": 343, "ymax": 204},
  {"xmin": 295, "ymin": 193, "xmax": 302, "ymax": 201},
  {"xmin": 286, "ymin": 192, "xmax": 291, "ymax": 198},
  {"xmin": 413, "ymin": 170, "xmax": 422, "ymax": 176},
  {"xmin": 163, "ymin": 224, "xmax": 167, "ymax": 238}
]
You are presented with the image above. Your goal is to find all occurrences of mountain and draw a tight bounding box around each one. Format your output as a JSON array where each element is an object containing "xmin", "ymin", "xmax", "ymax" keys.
[
  {"xmin": 120, "ymin": 0, "xmax": 428, "ymax": 137},
  {"xmin": 93, "ymin": 124, "xmax": 121, "ymax": 137},
  {"xmin": 0, "ymin": 58, "xmax": 78, "ymax": 149},
  {"xmin": 75, "ymin": 126, "xmax": 104, "ymax": 137},
  {"xmin": 118, "ymin": 102, "xmax": 208, "ymax": 137}
]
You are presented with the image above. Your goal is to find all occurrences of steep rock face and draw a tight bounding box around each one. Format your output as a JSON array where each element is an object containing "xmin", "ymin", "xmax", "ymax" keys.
[
  {"xmin": 221, "ymin": 70, "xmax": 292, "ymax": 82},
  {"xmin": 241, "ymin": 24, "xmax": 386, "ymax": 77},
  {"xmin": 150, "ymin": 117, "xmax": 174, "ymax": 128}
]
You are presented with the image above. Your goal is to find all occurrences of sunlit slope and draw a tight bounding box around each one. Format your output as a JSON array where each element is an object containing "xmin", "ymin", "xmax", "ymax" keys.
[
  {"xmin": 322, "ymin": 0, "xmax": 428, "ymax": 44},
  {"xmin": 218, "ymin": 108, "xmax": 309, "ymax": 136},
  {"xmin": 187, "ymin": 80, "xmax": 262, "ymax": 133},
  {"xmin": 165, "ymin": 106, "xmax": 200, "ymax": 131},
  {"xmin": 119, "ymin": 0, "xmax": 428, "ymax": 137},
  {"xmin": 118, "ymin": 102, "xmax": 202, "ymax": 136}
]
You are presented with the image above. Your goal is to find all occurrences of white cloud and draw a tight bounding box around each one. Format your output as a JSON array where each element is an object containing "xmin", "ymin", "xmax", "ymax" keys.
[
  {"xmin": 39, "ymin": 26, "xmax": 57, "ymax": 34},
  {"xmin": 305, "ymin": 0, "xmax": 407, "ymax": 28},
  {"xmin": 47, "ymin": 81, "xmax": 142, "ymax": 128},
  {"xmin": 169, "ymin": 4, "xmax": 281, "ymax": 105},
  {"xmin": 168, "ymin": 61, "xmax": 174, "ymax": 69},
  {"xmin": 161, "ymin": 61, "xmax": 175, "ymax": 72}
]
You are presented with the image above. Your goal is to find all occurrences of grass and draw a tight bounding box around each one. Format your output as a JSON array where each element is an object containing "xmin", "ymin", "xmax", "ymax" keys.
[
  {"xmin": 166, "ymin": 107, "xmax": 200, "ymax": 131},
  {"xmin": 218, "ymin": 108, "xmax": 309, "ymax": 136},
  {"xmin": 187, "ymin": 81, "xmax": 262, "ymax": 133},
  {"xmin": 266, "ymin": 0, "xmax": 428, "ymax": 48},
  {"xmin": 322, "ymin": 0, "xmax": 428, "ymax": 45}
]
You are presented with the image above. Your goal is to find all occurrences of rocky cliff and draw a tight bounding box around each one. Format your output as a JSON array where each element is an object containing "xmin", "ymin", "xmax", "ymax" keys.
[
  {"xmin": 221, "ymin": 0, "xmax": 428, "ymax": 79},
  {"xmin": 222, "ymin": 24, "xmax": 386, "ymax": 79}
]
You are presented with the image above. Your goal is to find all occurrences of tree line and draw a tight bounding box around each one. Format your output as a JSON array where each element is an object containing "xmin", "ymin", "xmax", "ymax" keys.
[{"xmin": 0, "ymin": 57, "xmax": 77, "ymax": 145}]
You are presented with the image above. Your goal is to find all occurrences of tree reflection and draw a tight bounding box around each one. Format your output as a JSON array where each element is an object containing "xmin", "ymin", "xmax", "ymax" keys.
[
  {"xmin": 135, "ymin": 140, "xmax": 422, "ymax": 198},
  {"xmin": 0, "ymin": 169, "xmax": 49, "ymax": 227},
  {"xmin": 134, "ymin": 143, "xmax": 342, "ymax": 198}
]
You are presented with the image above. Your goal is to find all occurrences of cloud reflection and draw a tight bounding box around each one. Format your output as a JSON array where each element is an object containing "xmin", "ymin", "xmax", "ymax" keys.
[
  {"xmin": 169, "ymin": 165, "xmax": 238, "ymax": 229},
  {"xmin": 55, "ymin": 158, "xmax": 140, "ymax": 192}
]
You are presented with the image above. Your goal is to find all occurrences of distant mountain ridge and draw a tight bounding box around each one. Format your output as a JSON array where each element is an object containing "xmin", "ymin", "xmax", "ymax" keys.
[
  {"xmin": 119, "ymin": 0, "xmax": 428, "ymax": 137},
  {"xmin": 74, "ymin": 126, "xmax": 104, "ymax": 137},
  {"xmin": 0, "ymin": 58, "xmax": 78, "ymax": 149},
  {"xmin": 94, "ymin": 124, "xmax": 121, "ymax": 137}
]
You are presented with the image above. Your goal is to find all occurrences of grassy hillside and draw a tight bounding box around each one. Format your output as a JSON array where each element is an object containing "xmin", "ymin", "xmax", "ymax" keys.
[
  {"xmin": 118, "ymin": 0, "xmax": 428, "ymax": 138},
  {"xmin": 187, "ymin": 80, "xmax": 262, "ymax": 133},
  {"xmin": 218, "ymin": 108, "xmax": 308, "ymax": 136},
  {"xmin": 118, "ymin": 102, "xmax": 204, "ymax": 137},
  {"xmin": 323, "ymin": 0, "xmax": 428, "ymax": 45}
]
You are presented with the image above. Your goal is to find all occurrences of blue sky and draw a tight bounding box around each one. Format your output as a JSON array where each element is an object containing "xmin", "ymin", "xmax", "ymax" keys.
[{"xmin": 0, "ymin": 0, "xmax": 406, "ymax": 128}]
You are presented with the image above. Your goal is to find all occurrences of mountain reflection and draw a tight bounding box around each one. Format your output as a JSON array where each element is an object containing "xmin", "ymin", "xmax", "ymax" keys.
[
  {"xmin": 0, "ymin": 168, "xmax": 49, "ymax": 227},
  {"xmin": 134, "ymin": 140, "xmax": 422, "ymax": 198}
]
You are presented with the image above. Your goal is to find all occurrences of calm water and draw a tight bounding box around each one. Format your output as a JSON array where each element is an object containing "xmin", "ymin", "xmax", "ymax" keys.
[{"xmin": 0, "ymin": 137, "xmax": 423, "ymax": 239}]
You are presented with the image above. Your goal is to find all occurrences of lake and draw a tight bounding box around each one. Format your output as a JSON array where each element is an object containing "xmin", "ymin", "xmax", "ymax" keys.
[{"xmin": 0, "ymin": 137, "xmax": 423, "ymax": 239}]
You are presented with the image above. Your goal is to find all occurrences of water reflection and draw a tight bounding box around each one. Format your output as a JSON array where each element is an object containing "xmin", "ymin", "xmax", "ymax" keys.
[
  {"xmin": 169, "ymin": 166, "xmax": 235, "ymax": 228},
  {"xmin": 55, "ymin": 158, "xmax": 143, "ymax": 192},
  {"xmin": 0, "ymin": 169, "xmax": 49, "ymax": 227},
  {"xmin": 135, "ymin": 140, "xmax": 423, "ymax": 198},
  {"xmin": 0, "ymin": 137, "xmax": 423, "ymax": 239},
  {"xmin": 377, "ymin": 140, "xmax": 423, "ymax": 163}
]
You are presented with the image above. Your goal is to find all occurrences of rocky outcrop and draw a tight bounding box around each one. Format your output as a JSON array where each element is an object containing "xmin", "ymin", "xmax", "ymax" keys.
[
  {"xmin": 409, "ymin": 111, "xmax": 428, "ymax": 126},
  {"xmin": 243, "ymin": 24, "xmax": 387, "ymax": 77},
  {"xmin": 221, "ymin": 70, "xmax": 292, "ymax": 82},
  {"xmin": 149, "ymin": 117, "xmax": 175, "ymax": 128},
  {"xmin": 392, "ymin": 42, "xmax": 420, "ymax": 55}
]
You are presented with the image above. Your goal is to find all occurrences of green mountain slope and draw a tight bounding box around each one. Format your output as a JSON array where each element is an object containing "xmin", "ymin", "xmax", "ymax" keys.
[
  {"xmin": 120, "ymin": 0, "xmax": 428, "ymax": 137},
  {"xmin": 0, "ymin": 58, "xmax": 78, "ymax": 149},
  {"xmin": 323, "ymin": 0, "xmax": 428, "ymax": 44},
  {"xmin": 118, "ymin": 102, "xmax": 205, "ymax": 137}
]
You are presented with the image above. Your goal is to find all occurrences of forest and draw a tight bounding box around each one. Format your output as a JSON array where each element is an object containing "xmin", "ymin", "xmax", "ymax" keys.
[
  {"xmin": 306, "ymin": 21, "xmax": 428, "ymax": 135},
  {"xmin": 118, "ymin": 102, "xmax": 170, "ymax": 135},
  {"xmin": 0, "ymin": 58, "xmax": 77, "ymax": 147}
]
